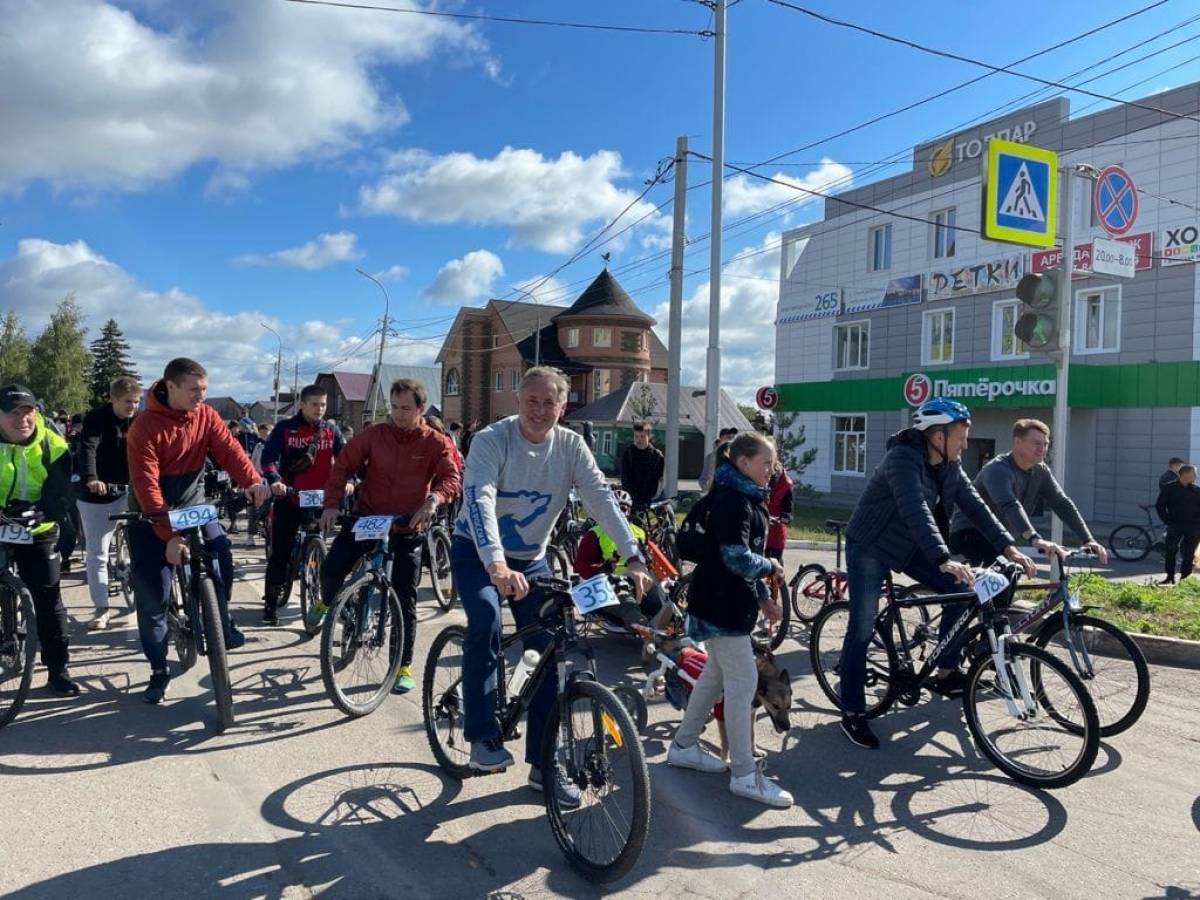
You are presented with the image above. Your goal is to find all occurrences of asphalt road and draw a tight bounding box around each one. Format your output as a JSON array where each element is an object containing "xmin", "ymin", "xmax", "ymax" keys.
[{"xmin": 0, "ymin": 537, "xmax": 1197, "ymax": 900}]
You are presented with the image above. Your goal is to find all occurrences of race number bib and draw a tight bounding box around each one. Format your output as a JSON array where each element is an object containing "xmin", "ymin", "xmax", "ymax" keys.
[
  {"xmin": 972, "ymin": 569, "xmax": 1011, "ymax": 603},
  {"xmin": 570, "ymin": 574, "xmax": 620, "ymax": 615},
  {"xmin": 353, "ymin": 516, "xmax": 393, "ymax": 541},
  {"xmin": 0, "ymin": 523, "xmax": 33, "ymax": 544},
  {"xmin": 168, "ymin": 504, "xmax": 218, "ymax": 531},
  {"xmin": 297, "ymin": 490, "xmax": 324, "ymax": 509},
  {"xmin": 215, "ymin": 470, "xmax": 230, "ymax": 483}
]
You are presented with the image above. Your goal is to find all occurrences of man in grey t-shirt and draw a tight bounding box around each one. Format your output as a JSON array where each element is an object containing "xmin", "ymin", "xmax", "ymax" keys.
[
  {"xmin": 451, "ymin": 366, "xmax": 652, "ymax": 793},
  {"xmin": 949, "ymin": 418, "xmax": 1107, "ymax": 566}
]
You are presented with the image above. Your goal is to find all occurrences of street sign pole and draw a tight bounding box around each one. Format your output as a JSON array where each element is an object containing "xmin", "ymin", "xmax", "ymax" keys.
[
  {"xmin": 664, "ymin": 136, "xmax": 688, "ymax": 499},
  {"xmin": 1051, "ymin": 167, "xmax": 1074, "ymax": 545}
]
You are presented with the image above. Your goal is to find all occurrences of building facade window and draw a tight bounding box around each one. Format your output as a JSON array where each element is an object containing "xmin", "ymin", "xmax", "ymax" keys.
[
  {"xmin": 566, "ymin": 327, "xmax": 580, "ymax": 348},
  {"xmin": 1075, "ymin": 287, "xmax": 1121, "ymax": 354},
  {"xmin": 491, "ymin": 335, "xmax": 500, "ymax": 349},
  {"xmin": 991, "ymin": 300, "xmax": 1028, "ymax": 361},
  {"xmin": 493, "ymin": 371, "xmax": 503, "ymax": 392},
  {"xmin": 593, "ymin": 327, "xmax": 612, "ymax": 348},
  {"xmin": 932, "ymin": 207, "xmax": 956, "ymax": 259},
  {"xmin": 510, "ymin": 369, "xmax": 519, "ymax": 391},
  {"xmin": 922, "ymin": 308, "xmax": 955, "ymax": 366},
  {"xmin": 592, "ymin": 368, "xmax": 612, "ymax": 399},
  {"xmin": 445, "ymin": 368, "xmax": 461, "ymax": 396},
  {"xmin": 869, "ymin": 223, "xmax": 892, "ymax": 272},
  {"xmin": 601, "ymin": 430, "xmax": 614, "ymax": 456},
  {"xmin": 834, "ymin": 321, "xmax": 869, "ymax": 371},
  {"xmin": 833, "ymin": 415, "xmax": 866, "ymax": 476}
]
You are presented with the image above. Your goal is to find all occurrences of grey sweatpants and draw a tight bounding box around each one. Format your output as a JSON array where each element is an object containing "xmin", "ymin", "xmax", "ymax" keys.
[
  {"xmin": 674, "ymin": 633, "xmax": 758, "ymax": 778},
  {"xmin": 77, "ymin": 493, "xmax": 128, "ymax": 610}
]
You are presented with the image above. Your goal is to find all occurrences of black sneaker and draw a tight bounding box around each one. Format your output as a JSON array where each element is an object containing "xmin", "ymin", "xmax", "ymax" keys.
[
  {"xmin": 226, "ymin": 626, "xmax": 246, "ymax": 650},
  {"xmin": 261, "ymin": 606, "xmax": 279, "ymax": 626},
  {"xmin": 929, "ymin": 670, "xmax": 969, "ymax": 698},
  {"xmin": 144, "ymin": 670, "xmax": 171, "ymax": 704},
  {"xmin": 47, "ymin": 671, "xmax": 80, "ymax": 696},
  {"xmin": 840, "ymin": 715, "xmax": 879, "ymax": 749},
  {"xmin": 1158, "ymin": 577, "xmax": 1176, "ymax": 586}
]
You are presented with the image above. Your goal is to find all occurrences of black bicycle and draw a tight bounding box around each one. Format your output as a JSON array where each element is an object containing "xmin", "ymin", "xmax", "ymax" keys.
[
  {"xmin": 632, "ymin": 497, "xmax": 680, "ymax": 570},
  {"xmin": 103, "ymin": 485, "xmax": 135, "ymax": 611},
  {"xmin": 810, "ymin": 561, "xmax": 1100, "ymax": 789},
  {"xmin": 1108, "ymin": 503, "xmax": 1167, "ymax": 563},
  {"xmin": 319, "ymin": 514, "xmax": 407, "ymax": 718},
  {"xmin": 423, "ymin": 575, "xmax": 650, "ymax": 884},
  {"xmin": 423, "ymin": 507, "xmax": 456, "ymax": 611},
  {"xmin": 0, "ymin": 509, "xmax": 41, "ymax": 729},
  {"xmin": 267, "ymin": 488, "xmax": 328, "ymax": 636},
  {"xmin": 112, "ymin": 500, "xmax": 239, "ymax": 731}
]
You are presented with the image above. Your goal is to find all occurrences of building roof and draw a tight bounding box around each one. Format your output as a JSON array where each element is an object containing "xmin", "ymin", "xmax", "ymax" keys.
[
  {"xmin": 493, "ymin": 300, "xmax": 549, "ymax": 344},
  {"xmin": 552, "ymin": 270, "xmax": 656, "ymax": 325},
  {"xmin": 565, "ymin": 381, "xmax": 752, "ymax": 434},
  {"xmin": 515, "ymin": 326, "xmax": 592, "ymax": 374},
  {"xmin": 206, "ymin": 396, "xmax": 245, "ymax": 420},
  {"xmin": 367, "ymin": 363, "xmax": 443, "ymax": 412},
  {"xmin": 330, "ymin": 371, "xmax": 372, "ymax": 403}
]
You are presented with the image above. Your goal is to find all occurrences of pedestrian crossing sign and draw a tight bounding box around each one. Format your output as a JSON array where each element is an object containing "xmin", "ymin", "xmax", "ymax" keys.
[{"xmin": 983, "ymin": 138, "xmax": 1058, "ymax": 248}]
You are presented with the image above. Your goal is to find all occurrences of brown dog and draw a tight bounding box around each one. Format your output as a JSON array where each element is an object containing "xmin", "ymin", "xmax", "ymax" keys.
[{"xmin": 716, "ymin": 644, "xmax": 793, "ymax": 762}]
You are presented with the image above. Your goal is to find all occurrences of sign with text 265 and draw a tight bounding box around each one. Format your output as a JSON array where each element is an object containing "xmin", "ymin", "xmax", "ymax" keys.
[
  {"xmin": 775, "ymin": 289, "xmax": 841, "ymax": 324},
  {"xmin": 1031, "ymin": 232, "xmax": 1151, "ymax": 277}
]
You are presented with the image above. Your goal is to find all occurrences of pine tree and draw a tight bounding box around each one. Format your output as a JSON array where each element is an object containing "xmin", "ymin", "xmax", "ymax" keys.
[
  {"xmin": 88, "ymin": 318, "xmax": 138, "ymax": 407},
  {"xmin": 0, "ymin": 309, "xmax": 31, "ymax": 385},
  {"xmin": 28, "ymin": 295, "xmax": 91, "ymax": 413},
  {"xmin": 774, "ymin": 410, "xmax": 817, "ymax": 492}
]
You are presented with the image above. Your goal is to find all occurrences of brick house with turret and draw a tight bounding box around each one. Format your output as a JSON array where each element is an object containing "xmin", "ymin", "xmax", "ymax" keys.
[{"xmin": 436, "ymin": 270, "xmax": 667, "ymax": 427}]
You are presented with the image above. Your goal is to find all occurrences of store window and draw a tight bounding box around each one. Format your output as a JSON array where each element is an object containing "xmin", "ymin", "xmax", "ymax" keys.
[
  {"xmin": 833, "ymin": 415, "xmax": 866, "ymax": 476},
  {"xmin": 932, "ymin": 207, "xmax": 956, "ymax": 259},
  {"xmin": 834, "ymin": 321, "xmax": 869, "ymax": 371},
  {"xmin": 869, "ymin": 224, "xmax": 892, "ymax": 272},
  {"xmin": 1075, "ymin": 287, "xmax": 1120, "ymax": 354},
  {"xmin": 991, "ymin": 299, "xmax": 1028, "ymax": 361},
  {"xmin": 593, "ymin": 327, "xmax": 612, "ymax": 348},
  {"xmin": 922, "ymin": 308, "xmax": 955, "ymax": 366}
]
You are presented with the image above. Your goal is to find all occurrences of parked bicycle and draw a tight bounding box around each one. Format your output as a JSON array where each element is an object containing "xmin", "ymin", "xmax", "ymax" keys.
[
  {"xmin": 809, "ymin": 561, "xmax": 1100, "ymax": 789},
  {"xmin": 423, "ymin": 506, "xmax": 456, "ymax": 612},
  {"xmin": 319, "ymin": 514, "xmax": 407, "ymax": 718},
  {"xmin": 0, "ymin": 509, "xmax": 40, "ymax": 729},
  {"xmin": 632, "ymin": 497, "xmax": 680, "ymax": 570},
  {"xmin": 1108, "ymin": 503, "xmax": 1167, "ymax": 562},
  {"xmin": 672, "ymin": 569, "xmax": 792, "ymax": 651},
  {"xmin": 265, "ymin": 488, "xmax": 328, "ymax": 636},
  {"xmin": 112, "ymin": 500, "xmax": 239, "ymax": 732},
  {"xmin": 423, "ymin": 574, "xmax": 650, "ymax": 884},
  {"xmin": 790, "ymin": 519, "xmax": 849, "ymax": 623},
  {"xmin": 104, "ymin": 484, "xmax": 135, "ymax": 611}
]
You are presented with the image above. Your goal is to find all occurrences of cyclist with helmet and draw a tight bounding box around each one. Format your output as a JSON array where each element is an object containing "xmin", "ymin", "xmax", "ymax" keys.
[
  {"xmin": 573, "ymin": 488, "xmax": 672, "ymax": 631},
  {"xmin": 839, "ymin": 398, "xmax": 1036, "ymax": 749}
]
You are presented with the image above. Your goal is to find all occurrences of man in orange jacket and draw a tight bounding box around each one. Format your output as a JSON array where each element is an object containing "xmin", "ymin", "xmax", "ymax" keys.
[
  {"xmin": 313, "ymin": 378, "xmax": 461, "ymax": 693},
  {"xmin": 126, "ymin": 358, "xmax": 270, "ymax": 704}
]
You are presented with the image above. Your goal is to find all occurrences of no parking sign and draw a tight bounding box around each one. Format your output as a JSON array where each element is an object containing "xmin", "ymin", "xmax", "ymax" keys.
[{"xmin": 1094, "ymin": 165, "xmax": 1138, "ymax": 237}]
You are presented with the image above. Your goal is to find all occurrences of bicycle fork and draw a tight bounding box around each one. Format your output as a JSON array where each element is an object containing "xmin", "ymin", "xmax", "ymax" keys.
[{"xmin": 987, "ymin": 630, "xmax": 1039, "ymax": 719}]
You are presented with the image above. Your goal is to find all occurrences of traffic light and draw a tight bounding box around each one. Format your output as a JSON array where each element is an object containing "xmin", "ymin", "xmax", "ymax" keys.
[{"xmin": 1014, "ymin": 271, "xmax": 1060, "ymax": 351}]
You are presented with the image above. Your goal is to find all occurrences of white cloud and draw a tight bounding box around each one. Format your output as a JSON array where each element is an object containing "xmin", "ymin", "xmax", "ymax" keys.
[
  {"xmin": 651, "ymin": 232, "xmax": 781, "ymax": 404},
  {"xmin": 0, "ymin": 237, "xmax": 379, "ymax": 399},
  {"xmin": 356, "ymin": 147, "xmax": 665, "ymax": 254},
  {"xmin": 0, "ymin": 0, "xmax": 495, "ymax": 192},
  {"xmin": 723, "ymin": 159, "xmax": 853, "ymax": 218},
  {"xmin": 421, "ymin": 250, "xmax": 504, "ymax": 303},
  {"xmin": 235, "ymin": 231, "xmax": 363, "ymax": 270},
  {"xmin": 373, "ymin": 264, "xmax": 410, "ymax": 282}
]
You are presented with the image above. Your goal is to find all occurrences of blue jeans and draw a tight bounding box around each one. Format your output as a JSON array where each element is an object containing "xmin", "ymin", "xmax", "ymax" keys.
[
  {"xmin": 453, "ymin": 536, "xmax": 553, "ymax": 765},
  {"xmin": 129, "ymin": 520, "xmax": 239, "ymax": 673},
  {"xmin": 839, "ymin": 539, "xmax": 970, "ymax": 715}
]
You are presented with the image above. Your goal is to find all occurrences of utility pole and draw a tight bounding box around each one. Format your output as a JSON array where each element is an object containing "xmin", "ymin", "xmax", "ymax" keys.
[
  {"xmin": 1050, "ymin": 168, "xmax": 1075, "ymax": 545},
  {"xmin": 704, "ymin": 0, "xmax": 726, "ymax": 450},
  {"xmin": 292, "ymin": 358, "xmax": 299, "ymax": 407},
  {"xmin": 665, "ymin": 135, "xmax": 688, "ymax": 498},
  {"xmin": 357, "ymin": 268, "xmax": 390, "ymax": 424},
  {"xmin": 260, "ymin": 322, "xmax": 283, "ymax": 424}
]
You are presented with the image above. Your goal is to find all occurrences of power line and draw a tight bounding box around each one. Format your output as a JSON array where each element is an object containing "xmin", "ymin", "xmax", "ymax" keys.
[
  {"xmin": 285, "ymin": 0, "xmax": 714, "ymax": 36},
  {"xmin": 765, "ymin": 0, "xmax": 1200, "ymax": 125}
]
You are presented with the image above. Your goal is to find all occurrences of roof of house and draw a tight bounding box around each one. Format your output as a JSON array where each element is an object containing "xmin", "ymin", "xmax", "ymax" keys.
[
  {"xmin": 330, "ymin": 371, "xmax": 372, "ymax": 403},
  {"xmin": 515, "ymin": 326, "xmax": 591, "ymax": 373},
  {"xmin": 493, "ymin": 300, "xmax": 549, "ymax": 344},
  {"xmin": 552, "ymin": 270, "xmax": 655, "ymax": 326},
  {"xmin": 206, "ymin": 396, "xmax": 245, "ymax": 420},
  {"xmin": 565, "ymin": 382, "xmax": 752, "ymax": 434}
]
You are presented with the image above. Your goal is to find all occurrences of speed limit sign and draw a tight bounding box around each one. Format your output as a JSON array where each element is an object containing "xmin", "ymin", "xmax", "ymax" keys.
[{"xmin": 756, "ymin": 386, "xmax": 778, "ymax": 410}]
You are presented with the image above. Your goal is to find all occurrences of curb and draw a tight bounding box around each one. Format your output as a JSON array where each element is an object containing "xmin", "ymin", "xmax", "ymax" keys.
[
  {"xmin": 785, "ymin": 539, "xmax": 835, "ymax": 551},
  {"xmin": 1123, "ymin": 631, "xmax": 1200, "ymax": 670}
]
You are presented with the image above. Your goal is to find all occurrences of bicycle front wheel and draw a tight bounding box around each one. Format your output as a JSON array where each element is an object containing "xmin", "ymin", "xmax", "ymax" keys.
[
  {"xmin": 542, "ymin": 679, "xmax": 650, "ymax": 884},
  {"xmin": 752, "ymin": 577, "xmax": 791, "ymax": 651},
  {"xmin": 0, "ymin": 587, "xmax": 36, "ymax": 730},
  {"xmin": 422, "ymin": 625, "xmax": 472, "ymax": 778},
  {"xmin": 546, "ymin": 545, "xmax": 571, "ymax": 582},
  {"xmin": 809, "ymin": 600, "xmax": 896, "ymax": 718},
  {"xmin": 300, "ymin": 537, "xmax": 326, "ymax": 636},
  {"xmin": 1033, "ymin": 614, "xmax": 1149, "ymax": 737},
  {"xmin": 111, "ymin": 525, "xmax": 134, "ymax": 610},
  {"xmin": 428, "ymin": 529, "xmax": 456, "ymax": 611},
  {"xmin": 197, "ymin": 577, "xmax": 235, "ymax": 732},
  {"xmin": 789, "ymin": 563, "xmax": 829, "ymax": 623},
  {"xmin": 1108, "ymin": 525, "xmax": 1151, "ymax": 562},
  {"xmin": 963, "ymin": 642, "xmax": 1099, "ymax": 790},
  {"xmin": 321, "ymin": 574, "xmax": 404, "ymax": 718}
]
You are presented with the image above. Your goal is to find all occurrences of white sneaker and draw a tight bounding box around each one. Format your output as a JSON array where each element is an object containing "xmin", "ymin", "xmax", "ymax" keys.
[
  {"xmin": 730, "ymin": 761, "xmax": 793, "ymax": 808},
  {"xmin": 87, "ymin": 609, "xmax": 112, "ymax": 631},
  {"xmin": 667, "ymin": 740, "xmax": 727, "ymax": 773}
]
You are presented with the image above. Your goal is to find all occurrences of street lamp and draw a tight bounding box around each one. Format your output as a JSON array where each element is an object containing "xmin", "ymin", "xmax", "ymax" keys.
[
  {"xmin": 357, "ymin": 268, "xmax": 390, "ymax": 423},
  {"xmin": 260, "ymin": 321, "xmax": 283, "ymax": 423}
]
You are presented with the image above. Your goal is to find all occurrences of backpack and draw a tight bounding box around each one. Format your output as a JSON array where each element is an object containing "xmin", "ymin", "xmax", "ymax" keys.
[{"xmin": 675, "ymin": 491, "xmax": 717, "ymax": 563}]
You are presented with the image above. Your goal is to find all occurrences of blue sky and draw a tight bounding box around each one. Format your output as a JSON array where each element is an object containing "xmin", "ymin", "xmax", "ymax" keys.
[{"xmin": 1, "ymin": 0, "xmax": 1195, "ymax": 400}]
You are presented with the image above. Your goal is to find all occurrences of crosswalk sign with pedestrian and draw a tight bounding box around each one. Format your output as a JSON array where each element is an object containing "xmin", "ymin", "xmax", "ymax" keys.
[{"xmin": 983, "ymin": 138, "xmax": 1058, "ymax": 248}]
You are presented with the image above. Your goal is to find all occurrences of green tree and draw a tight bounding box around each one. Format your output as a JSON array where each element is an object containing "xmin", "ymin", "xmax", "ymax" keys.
[
  {"xmin": 28, "ymin": 295, "xmax": 91, "ymax": 412},
  {"xmin": 628, "ymin": 382, "xmax": 660, "ymax": 423},
  {"xmin": 0, "ymin": 309, "xmax": 31, "ymax": 385},
  {"xmin": 774, "ymin": 410, "xmax": 817, "ymax": 492},
  {"xmin": 88, "ymin": 318, "xmax": 138, "ymax": 407}
]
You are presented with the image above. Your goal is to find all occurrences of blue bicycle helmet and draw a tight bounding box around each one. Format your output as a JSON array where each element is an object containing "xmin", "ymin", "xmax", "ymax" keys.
[{"xmin": 912, "ymin": 398, "xmax": 971, "ymax": 431}]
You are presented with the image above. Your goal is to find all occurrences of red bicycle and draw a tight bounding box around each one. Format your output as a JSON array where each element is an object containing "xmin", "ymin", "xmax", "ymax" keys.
[{"xmin": 789, "ymin": 519, "xmax": 849, "ymax": 623}]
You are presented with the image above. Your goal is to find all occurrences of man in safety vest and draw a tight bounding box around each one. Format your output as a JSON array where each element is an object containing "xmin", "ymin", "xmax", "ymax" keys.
[{"xmin": 0, "ymin": 384, "xmax": 79, "ymax": 695}]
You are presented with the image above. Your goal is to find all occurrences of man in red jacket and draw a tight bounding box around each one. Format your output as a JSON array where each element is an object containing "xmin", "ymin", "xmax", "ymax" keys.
[
  {"xmin": 126, "ymin": 358, "xmax": 270, "ymax": 704},
  {"xmin": 313, "ymin": 378, "xmax": 461, "ymax": 693}
]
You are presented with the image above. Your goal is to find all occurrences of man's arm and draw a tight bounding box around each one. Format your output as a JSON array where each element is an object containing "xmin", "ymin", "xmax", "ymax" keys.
[
  {"xmin": 977, "ymin": 461, "xmax": 1038, "ymax": 540},
  {"xmin": 34, "ymin": 448, "xmax": 72, "ymax": 528},
  {"xmin": 953, "ymin": 467, "xmax": 1016, "ymax": 553},
  {"xmin": 1156, "ymin": 485, "xmax": 1172, "ymax": 524},
  {"xmin": 128, "ymin": 428, "xmax": 176, "ymax": 542},
  {"xmin": 460, "ymin": 433, "xmax": 507, "ymax": 568},
  {"xmin": 884, "ymin": 449, "xmax": 954, "ymax": 565},
  {"xmin": 428, "ymin": 434, "xmax": 462, "ymax": 506},
  {"xmin": 79, "ymin": 410, "xmax": 103, "ymax": 484},
  {"xmin": 1040, "ymin": 468, "xmax": 1095, "ymax": 543}
]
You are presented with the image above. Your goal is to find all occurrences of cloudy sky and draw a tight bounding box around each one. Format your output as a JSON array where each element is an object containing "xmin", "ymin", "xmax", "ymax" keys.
[{"xmin": 0, "ymin": 0, "xmax": 1190, "ymax": 401}]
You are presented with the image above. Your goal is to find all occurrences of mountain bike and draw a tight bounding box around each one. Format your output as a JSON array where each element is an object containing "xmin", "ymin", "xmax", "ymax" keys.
[
  {"xmin": 1108, "ymin": 503, "xmax": 1167, "ymax": 563},
  {"xmin": 103, "ymin": 485, "xmax": 135, "ymax": 611},
  {"xmin": 809, "ymin": 562, "xmax": 1100, "ymax": 789},
  {"xmin": 112, "ymin": 500, "xmax": 240, "ymax": 732},
  {"xmin": 424, "ymin": 507, "xmax": 456, "ymax": 611},
  {"xmin": 632, "ymin": 498, "xmax": 680, "ymax": 569},
  {"xmin": 0, "ymin": 510, "xmax": 40, "ymax": 729},
  {"xmin": 423, "ymin": 574, "xmax": 650, "ymax": 884},
  {"xmin": 547, "ymin": 493, "xmax": 589, "ymax": 581},
  {"xmin": 669, "ymin": 569, "xmax": 791, "ymax": 651},
  {"xmin": 790, "ymin": 519, "xmax": 850, "ymax": 623},
  {"xmin": 319, "ymin": 514, "xmax": 407, "ymax": 718},
  {"xmin": 268, "ymin": 488, "xmax": 328, "ymax": 636}
]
